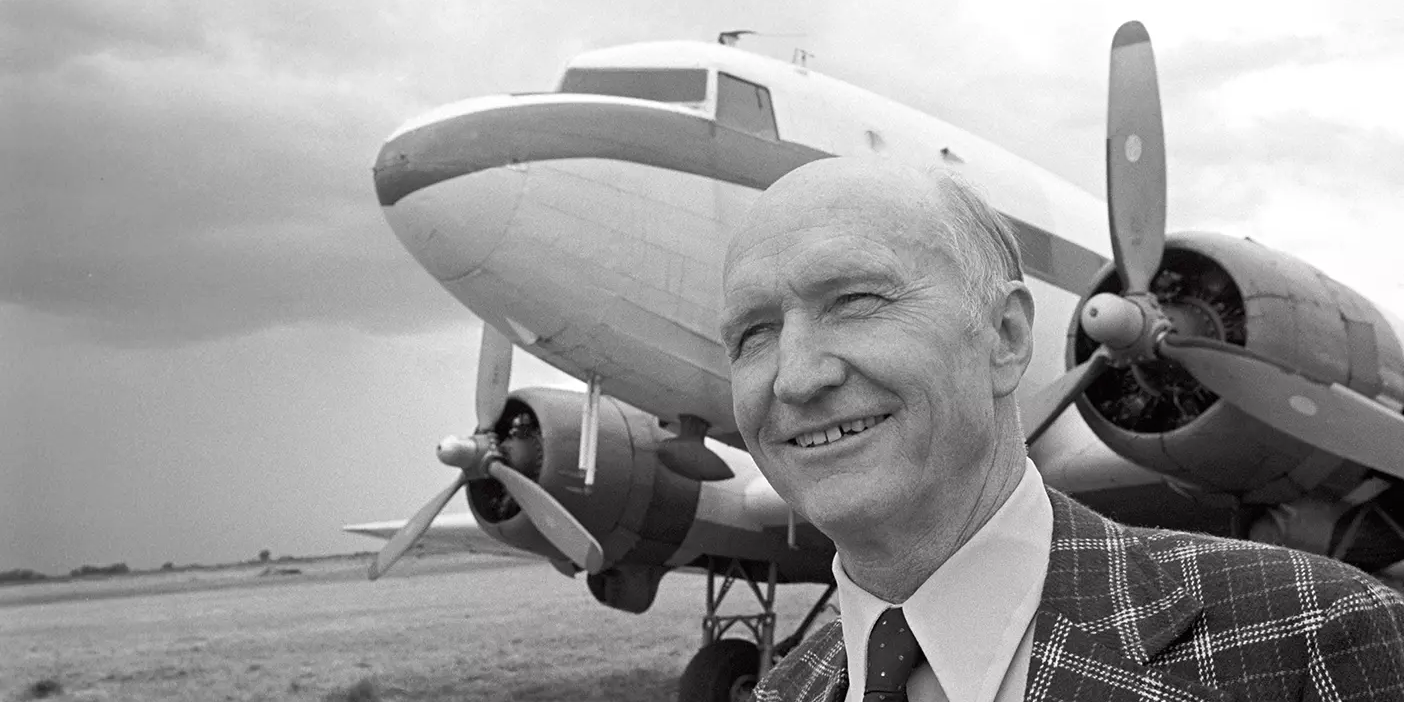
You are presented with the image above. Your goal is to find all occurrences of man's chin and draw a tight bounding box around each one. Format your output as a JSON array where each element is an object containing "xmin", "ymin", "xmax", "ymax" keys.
[{"xmin": 793, "ymin": 486, "xmax": 896, "ymax": 541}]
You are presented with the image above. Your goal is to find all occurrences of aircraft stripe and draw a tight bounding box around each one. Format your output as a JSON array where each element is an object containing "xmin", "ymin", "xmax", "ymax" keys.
[
  {"xmin": 373, "ymin": 100, "xmax": 825, "ymax": 207},
  {"xmin": 374, "ymin": 99, "xmax": 1109, "ymax": 296},
  {"xmin": 1008, "ymin": 215, "xmax": 1109, "ymax": 297}
]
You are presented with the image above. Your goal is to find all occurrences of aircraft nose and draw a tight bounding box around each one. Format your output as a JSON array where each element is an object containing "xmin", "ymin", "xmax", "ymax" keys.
[{"xmin": 373, "ymin": 112, "xmax": 526, "ymax": 281}]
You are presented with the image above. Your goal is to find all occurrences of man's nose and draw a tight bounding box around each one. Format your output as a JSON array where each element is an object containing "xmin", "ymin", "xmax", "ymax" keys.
[{"xmin": 772, "ymin": 325, "xmax": 845, "ymax": 405}]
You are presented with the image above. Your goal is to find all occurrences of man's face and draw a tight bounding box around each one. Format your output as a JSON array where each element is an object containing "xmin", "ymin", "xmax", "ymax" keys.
[{"xmin": 721, "ymin": 179, "xmax": 1003, "ymax": 539}]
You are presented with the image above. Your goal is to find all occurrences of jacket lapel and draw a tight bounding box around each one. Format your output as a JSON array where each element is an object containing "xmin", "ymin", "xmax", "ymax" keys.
[
  {"xmin": 768, "ymin": 620, "xmax": 849, "ymax": 702},
  {"xmin": 1026, "ymin": 490, "xmax": 1229, "ymax": 702}
]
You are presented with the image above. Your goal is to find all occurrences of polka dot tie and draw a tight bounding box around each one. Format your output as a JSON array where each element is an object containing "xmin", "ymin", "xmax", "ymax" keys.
[{"xmin": 863, "ymin": 607, "xmax": 926, "ymax": 702}]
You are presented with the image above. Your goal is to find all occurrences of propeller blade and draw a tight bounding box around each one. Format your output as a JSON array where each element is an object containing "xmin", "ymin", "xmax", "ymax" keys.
[
  {"xmin": 475, "ymin": 324, "xmax": 513, "ymax": 433},
  {"xmin": 487, "ymin": 461, "xmax": 605, "ymax": 573},
  {"xmin": 656, "ymin": 438, "xmax": 736, "ymax": 481},
  {"xmin": 1159, "ymin": 334, "xmax": 1404, "ymax": 480},
  {"xmin": 1023, "ymin": 351, "xmax": 1110, "ymax": 445},
  {"xmin": 1106, "ymin": 20, "xmax": 1167, "ymax": 294},
  {"xmin": 368, "ymin": 473, "xmax": 468, "ymax": 580}
]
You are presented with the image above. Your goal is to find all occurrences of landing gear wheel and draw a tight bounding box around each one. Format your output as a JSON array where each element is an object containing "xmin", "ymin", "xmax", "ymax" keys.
[{"xmin": 678, "ymin": 639, "xmax": 760, "ymax": 702}]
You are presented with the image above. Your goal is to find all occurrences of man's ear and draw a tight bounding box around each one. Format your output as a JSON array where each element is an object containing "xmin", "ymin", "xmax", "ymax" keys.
[{"xmin": 989, "ymin": 281, "xmax": 1034, "ymax": 399}]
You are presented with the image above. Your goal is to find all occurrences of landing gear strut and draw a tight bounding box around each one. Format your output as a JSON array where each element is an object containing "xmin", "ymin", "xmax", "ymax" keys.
[{"xmin": 677, "ymin": 558, "xmax": 838, "ymax": 702}]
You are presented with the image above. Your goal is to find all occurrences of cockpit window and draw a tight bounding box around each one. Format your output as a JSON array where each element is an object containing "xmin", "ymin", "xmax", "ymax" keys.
[
  {"xmin": 716, "ymin": 72, "xmax": 778, "ymax": 140},
  {"xmin": 558, "ymin": 68, "xmax": 708, "ymax": 103}
]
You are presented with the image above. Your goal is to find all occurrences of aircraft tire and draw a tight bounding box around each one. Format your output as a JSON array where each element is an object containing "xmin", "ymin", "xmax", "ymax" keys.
[{"xmin": 677, "ymin": 638, "xmax": 760, "ymax": 702}]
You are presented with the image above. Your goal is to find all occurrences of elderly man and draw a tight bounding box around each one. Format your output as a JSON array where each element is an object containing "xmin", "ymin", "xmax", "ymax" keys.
[{"xmin": 719, "ymin": 157, "xmax": 1404, "ymax": 702}]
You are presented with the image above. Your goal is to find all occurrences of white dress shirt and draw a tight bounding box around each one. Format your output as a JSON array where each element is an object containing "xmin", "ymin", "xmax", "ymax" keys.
[{"xmin": 835, "ymin": 459, "xmax": 1053, "ymax": 702}]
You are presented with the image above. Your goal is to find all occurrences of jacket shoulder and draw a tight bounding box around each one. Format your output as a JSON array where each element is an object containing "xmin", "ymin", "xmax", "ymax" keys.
[
  {"xmin": 1133, "ymin": 524, "xmax": 1404, "ymax": 694},
  {"xmin": 752, "ymin": 620, "xmax": 846, "ymax": 702},
  {"xmin": 1131, "ymin": 524, "xmax": 1403, "ymax": 614}
]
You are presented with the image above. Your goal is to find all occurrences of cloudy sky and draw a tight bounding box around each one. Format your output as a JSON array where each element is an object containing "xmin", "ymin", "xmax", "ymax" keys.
[{"xmin": 4, "ymin": 0, "xmax": 1403, "ymax": 574}]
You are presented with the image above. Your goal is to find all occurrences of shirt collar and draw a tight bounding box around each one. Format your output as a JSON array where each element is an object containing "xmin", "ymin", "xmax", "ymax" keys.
[{"xmin": 833, "ymin": 458, "xmax": 1052, "ymax": 702}]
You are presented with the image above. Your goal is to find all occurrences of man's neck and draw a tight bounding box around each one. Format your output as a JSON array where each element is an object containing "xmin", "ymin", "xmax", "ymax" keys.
[{"xmin": 833, "ymin": 436, "xmax": 1026, "ymax": 603}]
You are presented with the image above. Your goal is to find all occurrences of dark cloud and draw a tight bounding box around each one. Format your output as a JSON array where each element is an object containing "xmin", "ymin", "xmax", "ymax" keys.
[
  {"xmin": 2, "ymin": 0, "xmax": 817, "ymax": 346},
  {"xmin": 2, "ymin": 0, "xmax": 454, "ymax": 345}
]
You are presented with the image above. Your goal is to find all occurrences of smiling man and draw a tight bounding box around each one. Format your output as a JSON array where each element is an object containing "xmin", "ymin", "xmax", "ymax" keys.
[{"xmin": 720, "ymin": 157, "xmax": 1404, "ymax": 702}]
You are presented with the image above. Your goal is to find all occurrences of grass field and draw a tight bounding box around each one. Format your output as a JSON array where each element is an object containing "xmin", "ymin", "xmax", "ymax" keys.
[{"xmin": 1, "ymin": 553, "xmax": 833, "ymax": 701}]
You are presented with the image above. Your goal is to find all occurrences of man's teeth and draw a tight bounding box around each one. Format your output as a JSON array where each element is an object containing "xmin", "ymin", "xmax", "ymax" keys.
[{"xmin": 795, "ymin": 415, "xmax": 887, "ymax": 448}]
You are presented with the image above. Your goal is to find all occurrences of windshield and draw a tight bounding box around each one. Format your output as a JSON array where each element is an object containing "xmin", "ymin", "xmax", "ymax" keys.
[
  {"xmin": 716, "ymin": 72, "xmax": 778, "ymax": 140},
  {"xmin": 558, "ymin": 68, "xmax": 708, "ymax": 103}
]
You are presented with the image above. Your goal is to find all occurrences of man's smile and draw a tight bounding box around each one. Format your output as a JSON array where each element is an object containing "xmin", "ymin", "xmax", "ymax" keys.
[{"xmin": 789, "ymin": 414, "xmax": 892, "ymax": 448}]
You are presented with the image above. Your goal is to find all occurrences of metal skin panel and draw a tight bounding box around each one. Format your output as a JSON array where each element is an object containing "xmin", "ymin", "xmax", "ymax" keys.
[
  {"xmin": 613, "ymin": 403, "xmax": 699, "ymax": 566},
  {"xmin": 683, "ymin": 520, "xmax": 837, "ymax": 584},
  {"xmin": 1320, "ymin": 272, "xmax": 1404, "ymax": 405},
  {"xmin": 1158, "ymin": 401, "xmax": 1311, "ymax": 494},
  {"xmin": 1223, "ymin": 237, "xmax": 1351, "ymax": 384},
  {"xmin": 432, "ymin": 160, "xmax": 743, "ymax": 434}
]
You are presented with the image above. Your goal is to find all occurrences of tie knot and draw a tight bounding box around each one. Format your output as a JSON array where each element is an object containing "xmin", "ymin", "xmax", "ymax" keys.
[{"xmin": 863, "ymin": 607, "xmax": 925, "ymax": 702}]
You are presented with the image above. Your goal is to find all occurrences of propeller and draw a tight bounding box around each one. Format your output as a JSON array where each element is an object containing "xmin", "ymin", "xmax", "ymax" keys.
[
  {"xmin": 1106, "ymin": 20, "xmax": 1166, "ymax": 295},
  {"xmin": 475, "ymin": 324, "xmax": 513, "ymax": 434},
  {"xmin": 1156, "ymin": 335, "xmax": 1404, "ymax": 479},
  {"xmin": 1021, "ymin": 20, "xmax": 1404, "ymax": 480},
  {"xmin": 368, "ymin": 325, "xmax": 605, "ymax": 580},
  {"xmin": 1023, "ymin": 351, "xmax": 1108, "ymax": 445},
  {"xmin": 485, "ymin": 458, "xmax": 604, "ymax": 573},
  {"xmin": 368, "ymin": 473, "xmax": 468, "ymax": 580}
]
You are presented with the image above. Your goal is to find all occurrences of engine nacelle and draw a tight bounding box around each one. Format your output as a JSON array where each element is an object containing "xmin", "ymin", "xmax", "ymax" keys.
[
  {"xmin": 466, "ymin": 387, "xmax": 701, "ymax": 611},
  {"xmin": 1067, "ymin": 232, "xmax": 1404, "ymax": 504},
  {"xmin": 1249, "ymin": 483, "xmax": 1404, "ymax": 572}
]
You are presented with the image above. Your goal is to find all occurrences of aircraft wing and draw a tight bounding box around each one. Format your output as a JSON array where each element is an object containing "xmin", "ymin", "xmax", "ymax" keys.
[{"xmin": 343, "ymin": 512, "xmax": 535, "ymax": 559}]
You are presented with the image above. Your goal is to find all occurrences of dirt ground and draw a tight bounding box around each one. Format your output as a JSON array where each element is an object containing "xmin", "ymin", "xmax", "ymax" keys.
[{"xmin": 1, "ymin": 553, "xmax": 833, "ymax": 701}]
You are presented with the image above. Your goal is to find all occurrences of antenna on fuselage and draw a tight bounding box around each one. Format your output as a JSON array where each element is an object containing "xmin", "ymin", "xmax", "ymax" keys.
[
  {"xmin": 718, "ymin": 30, "xmax": 809, "ymax": 51},
  {"xmin": 717, "ymin": 29, "xmax": 813, "ymax": 68},
  {"xmin": 717, "ymin": 29, "xmax": 757, "ymax": 46}
]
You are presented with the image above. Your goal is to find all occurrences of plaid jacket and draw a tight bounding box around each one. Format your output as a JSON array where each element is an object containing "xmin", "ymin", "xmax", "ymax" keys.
[{"xmin": 753, "ymin": 488, "xmax": 1404, "ymax": 701}]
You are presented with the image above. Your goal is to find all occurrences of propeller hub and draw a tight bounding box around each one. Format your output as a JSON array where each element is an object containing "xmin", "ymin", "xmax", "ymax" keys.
[
  {"xmin": 1081, "ymin": 292, "xmax": 1173, "ymax": 366},
  {"xmin": 436, "ymin": 434, "xmax": 497, "ymax": 478},
  {"xmin": 1081, "ymin": 293, "xmax": 1144, "ymax": 349}
]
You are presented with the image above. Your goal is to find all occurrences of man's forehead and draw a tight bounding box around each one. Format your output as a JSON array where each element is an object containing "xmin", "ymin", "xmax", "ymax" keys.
[
  {"xmin": 726, "ymin": 227, "xmax": 905, "ymax": 288},
  {"xmin": 753, "ymin": 159, "xmax": 932, "ymax": 222},
  {"xmin": 727, "ymin": 159, "xmax": 946, "ymax": 276}
]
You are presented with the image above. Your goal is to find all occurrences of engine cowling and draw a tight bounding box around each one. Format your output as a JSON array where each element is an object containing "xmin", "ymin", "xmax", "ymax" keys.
[
  {"xmin": 1067, "ymin": 232, "xmax": 1404, "ymax": 504},
  {"xmin": 466, "ymin": 387, "xmax": 702, "ymax": 612}
]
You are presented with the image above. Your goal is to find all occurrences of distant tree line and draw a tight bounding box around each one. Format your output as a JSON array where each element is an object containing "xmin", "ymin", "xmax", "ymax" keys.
[
  {"xmin": 0, "ymin": 549, "xmax": 330, "ymax": 584},
  {"xmin": 0, "ymin": 568, "xmax": 49, "ymax": 583},
  {"xmin": 69, "ymin": 563, "xmax": 130, "ymax": 578}
]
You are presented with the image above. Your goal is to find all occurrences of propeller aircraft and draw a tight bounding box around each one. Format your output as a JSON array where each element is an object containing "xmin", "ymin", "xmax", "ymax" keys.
[{"xmin": 350, "ymin": 21, "xmax": 1404, "ymax": 701}]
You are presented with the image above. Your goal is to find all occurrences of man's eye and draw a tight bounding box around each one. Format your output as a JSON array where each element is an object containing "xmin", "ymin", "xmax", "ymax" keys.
[
  {"xmin": 834, "ymin": 292, "xmax": 886, "ymax": 311},
  {"xmin": 731, "ymin": 324, "xmax": 774, "ymax": 358}
]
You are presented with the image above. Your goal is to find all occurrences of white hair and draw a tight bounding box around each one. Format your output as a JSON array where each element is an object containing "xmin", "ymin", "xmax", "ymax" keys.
[{"xmin": 922, "ymin": 168, "xmax": 1025, "ymax": 330}]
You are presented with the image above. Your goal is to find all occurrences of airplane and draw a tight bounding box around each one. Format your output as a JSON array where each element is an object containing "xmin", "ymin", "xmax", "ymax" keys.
[{"xmin": 350, "ymin": 21, "xmax": 1404, "ymax": 702}]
